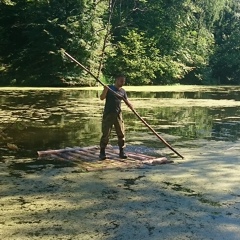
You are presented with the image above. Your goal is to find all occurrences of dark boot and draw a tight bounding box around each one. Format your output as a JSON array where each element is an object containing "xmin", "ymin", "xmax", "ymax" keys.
[
  {"xmin": 99, "ymin": 148, "xmax": 106, "ymax": 160},
  {"xmin": 119, "ymin": 148, "xmax": 127, "ymax": 159}
]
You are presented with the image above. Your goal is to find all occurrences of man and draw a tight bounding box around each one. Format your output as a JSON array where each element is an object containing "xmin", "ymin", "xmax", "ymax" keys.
[{"xmin": 99, "ymin": 74, "xmax": 132, "ymax": 160}]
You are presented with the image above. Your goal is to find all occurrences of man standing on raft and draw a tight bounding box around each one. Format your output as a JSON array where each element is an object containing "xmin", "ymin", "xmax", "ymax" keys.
[{"xmin": 99, "ymin": 74, "xmax": 133, "ymax": 160}]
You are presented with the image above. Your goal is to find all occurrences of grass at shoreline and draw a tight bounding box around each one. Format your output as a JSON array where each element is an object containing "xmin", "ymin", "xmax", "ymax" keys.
[{"xmin": 0, "ymin": 85, "xmax": 239, "ymax": 92}]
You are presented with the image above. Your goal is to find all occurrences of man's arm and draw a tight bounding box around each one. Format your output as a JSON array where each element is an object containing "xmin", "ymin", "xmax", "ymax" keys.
[
  {"xmin": 125, "ymin": 99, "xmax": 133, "ymax": 110},
  {"xmin": 123, "ymin": 90, "xmax": 133, "ymax": 109},
  {"xmin": 100, "ymin": 86, "xmax": 108, "ymax": 100}
]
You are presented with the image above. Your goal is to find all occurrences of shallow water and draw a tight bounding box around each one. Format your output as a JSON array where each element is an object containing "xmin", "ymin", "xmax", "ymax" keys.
[{"xmin": 0, "ymin": 86, "xmax": 239, "ymax": 160}]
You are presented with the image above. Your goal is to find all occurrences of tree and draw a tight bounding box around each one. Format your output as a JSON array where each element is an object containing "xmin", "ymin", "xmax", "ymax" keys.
[
  {"xmin": 0, "ymin": 0, "xmax": 108, "ymax": 86},
  {"xmin": 104, "ymin": 0, "xmax": 230, "ymax": 85},
  {"xmin": 211, "ymin": 0, "xmax": 240, "ymax": 84},
  {"xmin": 0, "ymin": 0, "xmax": 239, "ymax": 86}
]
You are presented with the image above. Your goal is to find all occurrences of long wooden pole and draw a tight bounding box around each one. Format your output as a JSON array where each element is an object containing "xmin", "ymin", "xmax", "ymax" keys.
[{"xmin": 63, "ymin": 50, "xmax": 184, "ymax": 159}]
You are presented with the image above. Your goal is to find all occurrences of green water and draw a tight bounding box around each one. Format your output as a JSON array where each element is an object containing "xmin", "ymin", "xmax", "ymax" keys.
[{"xmin": 0, "ymin": 86, "xmax": 240, "ymax": 159}]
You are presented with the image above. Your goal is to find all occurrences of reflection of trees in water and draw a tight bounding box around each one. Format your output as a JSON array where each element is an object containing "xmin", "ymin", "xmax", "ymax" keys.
[
  {"xmin": 60, "ymin": 90, "xmax": 101, "ymax": 99},
  {"xmin": 0, "ymin": 90, "xmax": 103, "ymax": 152},
  {"xmin": 66, "ymin": 117, "xmax": 101, "ymax": 147},
  {"xmin": 125, "ymin": 107, "xmax": 214, "ymax": 140},
  {"xmin": 212, "ymin": 122, "xmax": 240, "ymax": 141},
  {"xmin": 0, "ymin": 91, "xmax": 61, "ymax": 107},
  {"xmin": 1, "ymin": 89, "xmax": 239, "ymax": 154},
  {"xmin": 128, "ymin": 90, "xmax": 240, "ymax": 101},
  {"xmin": 0, "ymin": 90, "xmax": 100, "ymax": 110},
  {"xmin": 210, "ymin": 107, "xmax": 240, "ymax": 141},
  {"xmin": 128, "ymin": 91, "xmax": 186, "ymax": 99},
  {"xmin": 125, "ymin": 106, "xmax": 240, "ymax": 141},
  {"xmin": 1, "ymin": 116, "xmax": 102, "ymax": 153}
]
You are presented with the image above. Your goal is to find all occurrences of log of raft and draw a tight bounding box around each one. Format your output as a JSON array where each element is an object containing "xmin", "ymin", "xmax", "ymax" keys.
[{"xmin": 37, "ymin": 146, "xmax": 173, "ymax": 168}]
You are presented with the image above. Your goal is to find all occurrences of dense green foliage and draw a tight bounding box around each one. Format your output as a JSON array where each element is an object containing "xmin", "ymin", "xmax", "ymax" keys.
[
  {"xmin": 211, "ymin": 1, "xmax": 240, "ymax": 84},
  {"xmin": 0, "ymin": 0, "xmax": 239, "ymax": 86}
]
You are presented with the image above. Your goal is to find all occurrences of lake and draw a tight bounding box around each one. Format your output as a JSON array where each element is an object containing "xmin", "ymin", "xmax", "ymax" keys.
[
  {"xmin": 0, "ymin": 86, "xmax": 239, "ymax": 158},
  {"xmin": 1, "ymin": 86, "xmax": 240, "ymax": 240}
]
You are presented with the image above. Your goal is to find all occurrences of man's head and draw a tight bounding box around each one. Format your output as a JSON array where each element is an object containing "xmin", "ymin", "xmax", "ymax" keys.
[{"xmin": 115, "ymin": 74, "xmax": 126, "ymax": 88}]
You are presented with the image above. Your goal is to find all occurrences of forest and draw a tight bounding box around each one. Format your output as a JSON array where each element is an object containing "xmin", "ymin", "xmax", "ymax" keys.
[{"xmin": 0, "ymin": 0, "xmax": 239, "ymax": 86}]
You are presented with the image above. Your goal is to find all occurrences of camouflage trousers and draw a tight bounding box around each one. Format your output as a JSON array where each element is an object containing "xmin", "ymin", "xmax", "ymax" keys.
[{"xmin": 100, "ymin": 112, "xmax": 125, "ymax": 149}]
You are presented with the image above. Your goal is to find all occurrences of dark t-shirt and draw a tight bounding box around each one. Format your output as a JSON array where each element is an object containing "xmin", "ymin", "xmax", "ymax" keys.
[{"xmin": 103, "ymin": 85, "xmax": 127, "ymax": 114}]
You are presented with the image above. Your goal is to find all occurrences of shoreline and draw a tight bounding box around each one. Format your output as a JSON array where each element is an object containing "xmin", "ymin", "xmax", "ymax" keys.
[{"xmin": 0, "ymin": 85, "xmax": 240, "ymax": 92}]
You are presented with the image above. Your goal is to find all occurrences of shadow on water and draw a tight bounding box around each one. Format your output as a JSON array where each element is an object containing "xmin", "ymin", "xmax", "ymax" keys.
[
  {"xmin": 121, "ymin": 175, "xmax": 145, "ymax": 192},
  {"xmin": 163, "ymin": 182, "xmax": 221, "ymax": 207},
  {"xmin": 9, "ymin": 158, "xmax": 77, "ymax": 174}
]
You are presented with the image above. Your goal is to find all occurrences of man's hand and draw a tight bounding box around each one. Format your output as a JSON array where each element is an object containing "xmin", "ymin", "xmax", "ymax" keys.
[{"xmin": 100, "ymin": 85, "xmax": 108, "ymax": 100}]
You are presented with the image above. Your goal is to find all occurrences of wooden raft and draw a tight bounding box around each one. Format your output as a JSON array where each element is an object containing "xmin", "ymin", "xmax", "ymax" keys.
[{"xmin": 37, "ymin": 146, "xmax": 173, "ymax": 172}]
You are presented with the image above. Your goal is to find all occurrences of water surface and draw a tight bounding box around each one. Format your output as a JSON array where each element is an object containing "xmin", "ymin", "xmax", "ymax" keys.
[{"xmin": 0, "ymin": 86, "xmax": 239, "ymax": 160}]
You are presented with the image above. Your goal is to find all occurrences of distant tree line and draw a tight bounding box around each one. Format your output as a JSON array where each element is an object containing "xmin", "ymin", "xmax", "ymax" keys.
[{"xmin": 0, "ymin": 0, "xmax": 239, "ymax": 86}]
